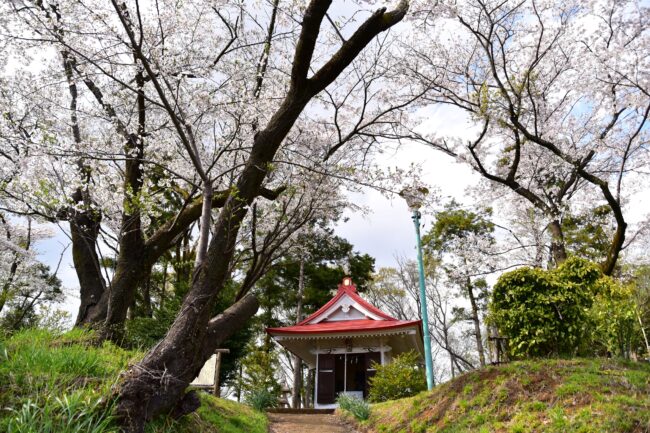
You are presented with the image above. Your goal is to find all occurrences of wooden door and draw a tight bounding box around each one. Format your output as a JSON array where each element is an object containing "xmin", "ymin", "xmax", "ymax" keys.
[{"xmin": 317, "ymin": 354, "xmax": 335, "ymax": 404}]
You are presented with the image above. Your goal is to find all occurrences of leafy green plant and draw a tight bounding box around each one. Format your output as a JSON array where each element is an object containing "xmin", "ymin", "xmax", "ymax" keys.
[
  {"xmin": 6, "ymin": 393, "xmax": 116, "ymax": 433},
  {"xmin": 589, "ymin": 281, "xmax": 641, "ymax": 358},
  {"xmin": 337, "ymin": 393, "xmax": 370, "ymax": 421},
  {"xmin": 368, "ymin": 351, "xmax": 426, "ymax": 402},
  {"xmin": 244, "ymin": 388, "xmax": 277, "ymax": 411},
  {"xmin": 489, "ymin": 257, "xmax": 603, "ymax": 357}
]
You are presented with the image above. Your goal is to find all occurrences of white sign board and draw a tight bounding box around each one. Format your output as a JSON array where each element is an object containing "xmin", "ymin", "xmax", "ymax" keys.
[{"xmin": 190, "ymin": 354, "xmax": 216, "ymax": 386}]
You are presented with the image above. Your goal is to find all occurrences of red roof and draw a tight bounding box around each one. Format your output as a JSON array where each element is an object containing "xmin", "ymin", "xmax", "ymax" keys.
[
  {"xmin": 296, "ymin": 279, "xmax": 397, "ymax": 325},
  {"xmin": 267, "ymin": 277, "xmax": 420, "ymax": 336},
  {"xmin": 267, "ymin": 319, "xmax": 421, "ymax": 335}
]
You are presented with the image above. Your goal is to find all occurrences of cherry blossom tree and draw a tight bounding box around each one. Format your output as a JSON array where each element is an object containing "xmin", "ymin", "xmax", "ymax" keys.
[
  {"xmin": 1, "ymin": 0, "xmax": 406, "ymax": 328},
  {"xmin": 406, "ymin": 0, "xmax": 649, "ymax": 274},
  {"xmin": 0, "ymin": 215, "xmax": 65, "ymax": 330},
  {"xmin": 1, "ymin": 0, "xmax": 414, "ymax": 429}
]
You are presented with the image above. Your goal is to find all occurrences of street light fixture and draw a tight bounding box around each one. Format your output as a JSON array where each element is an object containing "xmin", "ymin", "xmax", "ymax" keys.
[{"xmin": 400, "ymin": 186, "xmax": 435, "ymax": 390}]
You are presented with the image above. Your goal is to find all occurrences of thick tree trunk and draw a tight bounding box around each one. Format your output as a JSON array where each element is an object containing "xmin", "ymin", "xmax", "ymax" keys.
[
  {"xmin": 103, "ymin": 244, "xmax": 145, "ymax": 339},
  {"xmin": 115, "ymin": 88, "xmax": 311, "ymax": 429},
  {"xmin": 291, "ymin": 259, "xmax": 305, "ymax": 409},
  {"xmin": 100, "ymin": 64, "xmax": 147, "ymax": 341},
  {"xmin": 117, "ymin": 294, "xmax": 259, "ymax": 432},
  {"xmin": 102, "ymin": 159, "xmax": 145, "ymax": 341},
  {"xmin": 548, "ymin": 219, "xmax": 568, "ymax": 267},
  {"xmin": 466, "ymin": 279, "xmax": 485, "ymax": 368},
  {"xmin": 60, "ymin": 41, "xmax": 109, "ymax": 327},
  {"xmin": 71, "ymin": 212, "xmax": 108, "ymax": 326}
]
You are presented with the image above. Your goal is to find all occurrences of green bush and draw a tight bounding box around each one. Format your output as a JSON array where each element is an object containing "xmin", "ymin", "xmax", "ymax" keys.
[
  {"xmin": 337, "ymin": 393, "xmax": 370, "ymax": 421},
  {"xmin": 368, "ymin": 351, "xmax": 427, "ymax": 402},
  {"xmin": 244, "ymin": 388, "xmax": 277, "ymax": 411},
  {"xmin": 589, "ymin": 281, "xmax": 642, "ymax": 358},
  {"xmin": 489, "ymin": 257, "xmax": 603, "ymax": 358}
]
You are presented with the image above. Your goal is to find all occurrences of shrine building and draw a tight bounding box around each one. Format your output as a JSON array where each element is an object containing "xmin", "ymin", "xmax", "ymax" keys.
[{"xmin": 266, "ymin": 277, "xmax": 424, "ymax": 408}]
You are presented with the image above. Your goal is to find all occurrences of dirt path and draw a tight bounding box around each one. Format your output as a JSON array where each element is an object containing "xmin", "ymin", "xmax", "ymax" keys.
[{"xmin": 268, "ymin": 413, "xmax": 358, "ymax": 433}]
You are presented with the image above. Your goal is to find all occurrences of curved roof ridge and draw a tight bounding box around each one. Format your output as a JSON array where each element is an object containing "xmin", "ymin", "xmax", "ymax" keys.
[{"xmin": 296, "ymin": 278, "xmax": 398, "ymax": 326}]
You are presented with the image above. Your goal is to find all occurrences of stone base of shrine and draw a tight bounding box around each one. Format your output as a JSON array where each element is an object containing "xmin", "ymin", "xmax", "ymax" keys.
[{"xmin": 266, "ymin": 408, "xmax": 335, "ymax": 414}]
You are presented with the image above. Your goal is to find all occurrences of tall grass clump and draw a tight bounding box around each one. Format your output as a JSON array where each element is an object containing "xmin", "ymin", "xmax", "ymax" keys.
[
  {"xmin": 244, "ymin": 388, "xmax": 277, "ymax": 411},
  {"xmin": 337, "ymin": 394, "xmax": 370, "ymax": 421},
  {"xmin": 6, "ymin": 393, "xmax": 116, "ymax": 433}
]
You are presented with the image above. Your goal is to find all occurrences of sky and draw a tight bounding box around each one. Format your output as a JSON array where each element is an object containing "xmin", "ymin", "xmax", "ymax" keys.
[{"xmin": 334, "ymin": 128, "xmax": 480, "ymax": 267}]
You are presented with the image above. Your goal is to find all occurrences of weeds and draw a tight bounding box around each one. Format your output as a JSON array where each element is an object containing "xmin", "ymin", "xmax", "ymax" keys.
[
  {"xmin": 6, "ymin": 393, "xmax": 116, "ymax": 433},
  {"xmin": 337, "ymin": 393, "xmax": 370, "ymax": 421}
]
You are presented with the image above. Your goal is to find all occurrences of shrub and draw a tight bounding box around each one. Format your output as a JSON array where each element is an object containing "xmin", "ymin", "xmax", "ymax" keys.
[
  {"xmin": 244, "ymin": 388, "xmax": 277, "ymax": 411},
  {"xmin": 368, "ymin": 351, "xmax": 427, "ymax": 402},
  {"xmin": 589, "ymin": 281, "xmax": 641, "ymax": 358},
  {"xmin": 337, "ymin": 394, "xmax": 370, "ymax": 421},
  {"xmin": 489, "ymin": 257, "xmax": 602, "ymax": 358}
]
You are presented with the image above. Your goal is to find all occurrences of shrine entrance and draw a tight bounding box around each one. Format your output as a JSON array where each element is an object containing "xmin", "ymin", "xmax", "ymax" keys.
[
  {"xmin": 267, "ymin": 277, "xmax": 425, "ymax": 408},
  {"xmin": 317, "ymin": 351, "xmax": 381, "ymax": 405}
]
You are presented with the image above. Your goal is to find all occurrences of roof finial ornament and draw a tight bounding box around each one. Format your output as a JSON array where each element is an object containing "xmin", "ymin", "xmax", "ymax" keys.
[{"xmin": 339, "ymin": 276, "xmax": 357, "ymax": 293}]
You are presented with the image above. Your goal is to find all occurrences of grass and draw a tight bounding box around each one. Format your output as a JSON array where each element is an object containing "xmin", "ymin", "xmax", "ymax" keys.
[
  {"xmin": 348, "ymin": 358, "xmax": 650, "ymax": 433},
  {"xmin": 0, "ymin": 329, "xmax": 267, "ymax": 433},
  {"xmin": 338, "ymin": 393, "xmax": 371, "ymax": 421},
  {"xmin": 145, "ymin": 394, "xmax": 268, "ymax": 433}
]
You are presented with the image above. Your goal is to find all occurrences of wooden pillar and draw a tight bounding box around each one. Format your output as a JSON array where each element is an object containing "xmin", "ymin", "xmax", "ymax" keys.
[{"xmin": 213, "ymin": 349, "xmax": 230, "ymax": 397}]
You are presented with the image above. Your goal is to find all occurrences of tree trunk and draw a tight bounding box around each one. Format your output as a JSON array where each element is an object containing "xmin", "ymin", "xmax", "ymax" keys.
[
  {"xmin": 101, "ymin": 64, "xmax": 146, "ymax": 341},
  {"xmin": 102, "ymin": 221, "xmax": 145, "ymax": 341},
  {"xmin": 236, "ymin": 363, "xmax": 243, "ymax": 402},
  {"xmin": 304, "ymin": 369, "xmax": 315, "ymax": 408},
  {"xmin": 291, "ymin": 259, "xmax": 305, "ymax": 409},
  {"xmin": 637, "ymin": 309, "xmax": 650, "ymax": 360},
  {"xmin": 142, "ymin": 274, "xmax": 152, "ymax": 318},
  {"xmin": 442, "ymin": 323, "xmax": 455, "ymax": 378},
  {"xmin": 117, "ymin": 294, "xmax": 259, "ymax": 432},
  {"xmin": 0, "ymin": 215, "xmax": 26, "ymax": 315},
  {"xmin": 71, "ymin": 211, "xmax": 108, "ymax": 326},
  {"xmin": 466, "ymin": 279, "xmax": 485, "ymax": 368},
  {"xmin": 115, "ymin": 87, "xmax": 312, "ymax": 429},
  {"xmin": 60, "ymin": 42, "xmax": 109, "ymax": 327},
  {"xmin": 548, "ymin": 219, "xmax": 568, "ymax": 267}
]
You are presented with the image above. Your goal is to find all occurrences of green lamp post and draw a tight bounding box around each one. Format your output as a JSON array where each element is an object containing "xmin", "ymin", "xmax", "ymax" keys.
[{"xmin": 400, "ymin": 186, "xmax": 435, "ymax": 390}]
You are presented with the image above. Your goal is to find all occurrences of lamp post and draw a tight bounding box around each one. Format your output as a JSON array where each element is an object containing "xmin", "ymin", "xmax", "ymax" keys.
[{"xmin": 400, "ymin": 186, "xmax": 435, "ymax": 390}]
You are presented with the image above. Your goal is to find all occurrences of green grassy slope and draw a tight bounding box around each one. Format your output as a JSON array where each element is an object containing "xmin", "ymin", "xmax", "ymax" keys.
[
  {"xmin": 0, "ymin": 329, "xmax": 267, "ymax": 433},
  {"xmin": 353, "ymin": 359, "xmax": 650, "ymax": 433}
]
